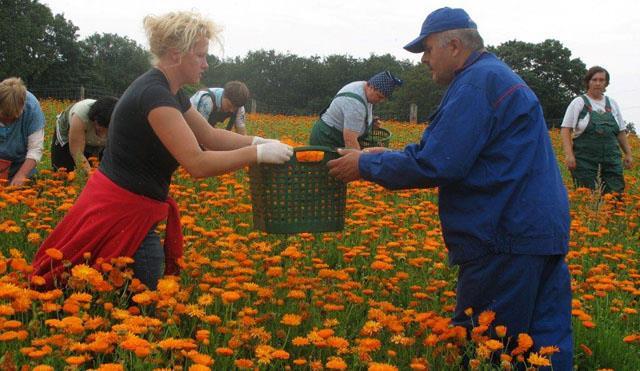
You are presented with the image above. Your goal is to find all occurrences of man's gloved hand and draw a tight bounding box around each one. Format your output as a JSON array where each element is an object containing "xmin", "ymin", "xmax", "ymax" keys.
[
  {"xmin": 252, "ymin": 136, "xmax": 281, "ymax": 145},
  {"xmin": 256, "ymin": 142, "xmax": 293, "ymax": 164}
]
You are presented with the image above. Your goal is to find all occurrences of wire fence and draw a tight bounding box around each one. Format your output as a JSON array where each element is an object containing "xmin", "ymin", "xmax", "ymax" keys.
[
  {"xmin": 28, "ymin": 85, "xmax": 121, "ymax": 101},
  {"xmin": 27, "ymin": 84, "xmax": 569, "ymax": 127}
]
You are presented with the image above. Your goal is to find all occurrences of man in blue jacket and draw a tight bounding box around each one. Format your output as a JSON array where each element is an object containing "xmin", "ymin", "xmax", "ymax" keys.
[{"xmin": 328, "ymin": 7, "xmax": 572, "ymax": 369}]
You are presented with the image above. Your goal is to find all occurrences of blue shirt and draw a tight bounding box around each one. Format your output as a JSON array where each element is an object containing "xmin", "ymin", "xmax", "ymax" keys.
[
  {"xmin": 0, "ymin": 91, "xmax": 45, "ymax": 177},
  {"xmin": 359, "ymin": 52, "xmax": 569, "ymax": 265}
]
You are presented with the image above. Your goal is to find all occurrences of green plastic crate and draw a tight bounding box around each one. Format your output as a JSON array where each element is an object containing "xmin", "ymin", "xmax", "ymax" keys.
[
  {"xmin": 249, "ymin": 146, "xmax": 346, "ymax": 234},
  {"xmin": 359, "ymin": 127, "xmax": 392, "ymax": 148}
]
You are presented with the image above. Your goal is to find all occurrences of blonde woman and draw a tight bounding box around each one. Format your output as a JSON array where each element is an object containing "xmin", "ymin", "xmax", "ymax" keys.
[
  {"xmin": 32, "ymin": 11, "xmax": 292, "ymax": 290},
  {"xmin": 0, "ymin": 77, "xmax": 45, "ymax": 186}
]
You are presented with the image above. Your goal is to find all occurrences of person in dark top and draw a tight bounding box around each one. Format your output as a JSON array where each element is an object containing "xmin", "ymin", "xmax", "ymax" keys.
[{"xmin": 32, "ymin": 10, "xmax": 293, "ymax": 290}]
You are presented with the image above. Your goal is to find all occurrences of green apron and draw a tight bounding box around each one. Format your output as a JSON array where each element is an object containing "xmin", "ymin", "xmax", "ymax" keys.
[
  {"xmin": 309, "ymin": 92, "xmax": 370, "ymax": 149},
  {"xmin": 572, "ymin": 95, "xmax": 624, "ymax": 193}
]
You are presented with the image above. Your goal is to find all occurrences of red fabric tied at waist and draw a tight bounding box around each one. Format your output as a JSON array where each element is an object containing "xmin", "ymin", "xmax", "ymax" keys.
[{"xmin": 31, "ymin": 169, "xmax": 183, "ymax": 288}]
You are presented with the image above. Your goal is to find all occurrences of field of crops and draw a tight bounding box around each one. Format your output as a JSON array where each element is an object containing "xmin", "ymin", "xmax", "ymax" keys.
[{"xmin": 0, "ymin": 99, "xmax": 638, "ymax": 370}]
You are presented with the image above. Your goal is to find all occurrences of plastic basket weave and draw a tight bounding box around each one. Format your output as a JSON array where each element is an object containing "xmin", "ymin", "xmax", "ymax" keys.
[
  {"xmin": 249, "ymin": 146, "xmax": 346, "ymax": 234},
  {"xmin": 359, "ymin": 127, "xmax": 392, "ymax": 148}
]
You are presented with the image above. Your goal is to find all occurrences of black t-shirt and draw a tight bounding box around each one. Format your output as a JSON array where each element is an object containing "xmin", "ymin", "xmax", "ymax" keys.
[{"xmin": 100, "ymin": 69, "xmax": 191, "ymax": 201}]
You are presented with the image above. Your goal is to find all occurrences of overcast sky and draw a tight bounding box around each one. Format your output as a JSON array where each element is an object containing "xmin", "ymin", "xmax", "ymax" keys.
[{"xmin": 41, "ymin": 0, "xmax": 640, "ymax": 124}]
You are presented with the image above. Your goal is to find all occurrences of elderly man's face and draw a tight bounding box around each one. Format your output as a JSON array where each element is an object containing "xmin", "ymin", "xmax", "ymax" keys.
[{"xmin": 420, "ymin": 34, "xmax": 456, "ymax": 85}]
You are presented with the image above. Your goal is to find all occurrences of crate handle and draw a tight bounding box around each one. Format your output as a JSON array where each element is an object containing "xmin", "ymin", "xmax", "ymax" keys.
[{"xmin": 293, "ymin": 145, "xmax": 337, "ymax": 154}]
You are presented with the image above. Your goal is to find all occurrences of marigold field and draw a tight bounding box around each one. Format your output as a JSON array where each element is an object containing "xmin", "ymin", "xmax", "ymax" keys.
[{"xmin": 0, "ymin": 99, "xmax": 638, "ymax": 370}]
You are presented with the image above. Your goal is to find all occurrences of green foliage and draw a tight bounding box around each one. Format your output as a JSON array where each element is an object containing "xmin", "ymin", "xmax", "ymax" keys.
[
  {"xmin": 1, "ymin": 2, "xmax": 588, "ymax": 124},
  {"xmin": 489, "ymin": 39, "xmax": 586, "ymax": 124},
  {"xmin": 0, "ymin": 0, "xmax": 81, "ymax": 85},
  {"xmin": 79, "ymin": 33, "xmax": 150, "ymax": 93}
]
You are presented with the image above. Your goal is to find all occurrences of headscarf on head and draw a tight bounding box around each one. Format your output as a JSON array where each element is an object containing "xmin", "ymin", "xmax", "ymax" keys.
[{"xmin": 367, "ymin": 71, "xmax": 403, "ymax": 98}]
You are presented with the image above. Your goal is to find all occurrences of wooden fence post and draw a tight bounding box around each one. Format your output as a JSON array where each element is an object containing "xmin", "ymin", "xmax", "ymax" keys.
[
  {"xmin": 251, "ymin": 99, "xmax": 257, "ymax": 114},
  {"xmin": 409, "ymin": 103, "xmax": 418, "ymax": 123},
  {"xmin": 79, "ymin": 86, "xmax": 85, "ymax": 100}
]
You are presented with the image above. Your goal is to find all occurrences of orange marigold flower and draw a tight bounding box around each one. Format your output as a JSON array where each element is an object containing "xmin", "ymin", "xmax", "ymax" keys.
[
  {"xmin": 156, "ymin": 278, "xmax": 180, "ymax": 297},
  {"xmin": 255, "ymin": 344, "xmax": 275, "ymax": 364},
  {"xmin": 516, "ymin": 333, "xmax": 533, "ymax": 350},
  {"xmin": 292, "ymin": 336, "xmax": 310, "ymax": 346},
  {"xmin": 293, "ymin": 358, "xmax": 308, "ymax": 366},
  {"xmin": 358, "ymin": 338, "xmax": 382, "ymax": 352},
  {"xmin": 186, "ymin": 350, "xmax": 214, "ymax": 366},
  {"xmin": 326, "ymin": 357, "xmax": 348, "ymax": 370},
  {"xmin": 477, "ymin": 310, "xmax": 496, "ymax": 326},
  {"xmin": 45, "ymin": 248, "xmax": 63, "ymax": 260},
  {"xmin": 65, "ymin": 355, "xmax": 89, "ymax": 365},
  {"xmin": 221, "ymin": 290, "xmax": 241, "ymax": 304},
  {"xmin": 317, "ymin": 328, "xmax": 335, "ymax": 339},
  {"xmin": 33, "ymin": 366, "xmax": 54, "ymax": 371},
  {"xmin": 527, "ymin": 352, "xmax": 551, "ymax": 367},
  {"xmin": 464, "ymin": 307, "xmax": 474, "ymax": 317},
  {"xmin": 272, "ymin": 349, "xmax": 290, "ymax": 360},
  {"xmin": 27, "ymin": 232, "xmax": 42, "ymax": 243},
  {"xmin": 368, "ymin": 362, "xmax": 399, "ymax": 371},
  {"xmin": 196, "ymin": 329, "xmax": 210, "ymax": 344},
  {"xmin": 484, "ymin": 339, "xmax": 503, "ymax": 352},
  {"xmin": 494, "ymin": 325, "xmax": 507, "ymax": 338},
  {"xmin": 157, "ymin": 338, "xmax": 197, "ymax": 351},
  {"xmin": 95, "ymin": 364, "xmax": 124, "ymax": 371},
  {"xmin": 623, "ymin": 334, "xmax": 639, "ymax": 343},
  {"xmin": 296, "ymin": 151, "xmax": 324, "ymax": 162},
  {"xmin": 31, "ymin": 275, "xmax": 46, "ymax": 286},
  {"xmin": 281, "ymin": 314, "xmax": 302, "ymax": 326},
  {"xmin": 234, "ymin": 359, "xmax": 254, "ymax": 369},
  {"xmin": 215, "ymin": 347, "xmax": 234, "ymax": 356},
  {"xmin": 71, "ymin": 264, "xmax": 101, "ymax": 283},
  {"xmin": 579, "ymin": 343, "xmax": 593, "ymax": 356},
  {"xmin": 539, "ymin": 345, "xmax": 560, "ymax": 355}
]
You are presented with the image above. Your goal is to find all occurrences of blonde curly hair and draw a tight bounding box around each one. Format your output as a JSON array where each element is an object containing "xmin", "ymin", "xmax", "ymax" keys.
[
  {"xmin": 143, "ymin": 10, "xmax": 221, "ymax": 61},
  {"xmin": 0, "ymin": 77, "xmax": 27, "ymax": 120}
]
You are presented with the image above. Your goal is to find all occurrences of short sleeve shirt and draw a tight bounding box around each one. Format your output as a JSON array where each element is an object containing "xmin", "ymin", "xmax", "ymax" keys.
[
  {"xmin": 561, "ymin": 95, "xmax": 626, "ymax": 138},
  {"xmin": 55, "ymin": 99, "xmax": 106, "ymax": 147},
  {"xmin": 321, "ymin": 81, "xmax": 373, "ymax": 136},
  {"xmin": 99, "ymin": 69, "xmax": 191, "ymax": 201},
  {"xmin": 190, "ymin": 88, "xmax": 245, "ymax": 129}
]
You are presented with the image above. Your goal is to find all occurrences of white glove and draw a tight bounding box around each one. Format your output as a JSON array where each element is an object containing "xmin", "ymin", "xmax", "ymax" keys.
[
  {"xmin": 252, "ymin": 136, "xmax": 281, "ymax": 145},
  {"xmin": 256, "ymin": 142, "xmax": 293, "ymax": 164}
]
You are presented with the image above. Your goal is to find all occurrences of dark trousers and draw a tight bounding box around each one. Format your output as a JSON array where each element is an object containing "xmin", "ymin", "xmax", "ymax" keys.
[
  {"xmin": 453, "ymin": 253, "xmax": 573, "ymax": 371},
  {"xmin": 50, "ymin": 130, "xmax": 103, "ymax": 171},
  {"xmin": 132, "ymin": 226, "xmax": 165, "ymax": 290}
]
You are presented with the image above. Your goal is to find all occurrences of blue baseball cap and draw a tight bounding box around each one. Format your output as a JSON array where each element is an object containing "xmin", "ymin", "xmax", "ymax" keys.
[{"xmin": 404, "ymin": 7, "xmax": 477, "ymax": 53}]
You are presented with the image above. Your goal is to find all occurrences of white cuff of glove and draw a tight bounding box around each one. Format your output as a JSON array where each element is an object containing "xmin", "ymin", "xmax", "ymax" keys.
[
  {"xmin": 252, "ymin": 136, "xmax": 281, "ymax": 145},
  {"xmin": 256, "ymin": 142, "xmax": 294, "ymax": 164}
]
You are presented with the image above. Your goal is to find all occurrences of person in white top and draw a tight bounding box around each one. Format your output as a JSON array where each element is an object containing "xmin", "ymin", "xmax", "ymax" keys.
[
  {"xmin": 51, "ymin": 97, "xmax": 118, "ymax": 173},
  {"xmin": 190, "ymin": 81, "xmax": 248, "ymax": 135},
  {"xmin": 560, "ymin": 66, "xmax": 632, "ymax": 193}
]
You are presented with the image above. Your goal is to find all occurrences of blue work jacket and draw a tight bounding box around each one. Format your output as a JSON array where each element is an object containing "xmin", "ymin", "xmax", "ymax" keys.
[{"xmin": 359, "ymin": 52, "xmax": 569, "ymax": 265}]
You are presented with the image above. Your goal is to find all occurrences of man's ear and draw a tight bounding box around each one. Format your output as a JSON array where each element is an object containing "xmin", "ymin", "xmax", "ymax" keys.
[{"xmin": 449, "ymin": 38, "xmax": 463, "ymax": 57}]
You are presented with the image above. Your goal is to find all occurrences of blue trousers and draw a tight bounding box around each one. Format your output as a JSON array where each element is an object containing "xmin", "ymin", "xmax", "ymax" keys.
[
  {"xmin": 453, "ymin": 253, "xmax": 573, "ymax": 370},
  {"xmin": 132, "ymin": 226, "xmax": 165, "ymax": 291}
]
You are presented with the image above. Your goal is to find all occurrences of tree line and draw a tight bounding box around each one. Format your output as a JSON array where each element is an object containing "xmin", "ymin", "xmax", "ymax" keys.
[{"xmin": 2, "ymin": 0, "xmax": 588, "ymax": 124}]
